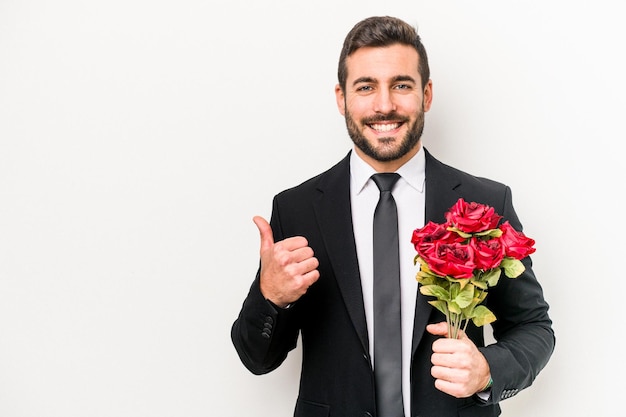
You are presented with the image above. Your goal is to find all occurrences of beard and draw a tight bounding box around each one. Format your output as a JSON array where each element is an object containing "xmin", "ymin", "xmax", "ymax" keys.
[{"xmin": 344, "ymin": 107, "xmax": 425, "ymax": 162}]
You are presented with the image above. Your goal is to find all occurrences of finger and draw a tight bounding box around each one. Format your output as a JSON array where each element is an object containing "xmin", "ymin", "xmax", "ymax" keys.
[
  {"xmin": 275, "ymin": 236, "xmax": 310, "ymax": 252},
  {"xmin": 281, "ymin": 255, "xmax": 319, "ymax": 281},
  {"xmin": 426, "ymin": 322, "xmax": 449, "ymax": 336},
  {"xmin": 296, "ymin": 257, "xmax": 320, "ymax": 278},
  {"xmin": 299, "ymin": 267, "xmax": 320, "ymax": 290},
  {"xmin": 431, "ymin": 364, "xmax": 457, "ymax": 381},
  {"xmin": 433, "ymin": 378, "xmax": 466, "ymax": 399},
  {"xmin": 253, "ymin": 216, "xmax": 274, "ymax": 252},
  {"xmin": 288, "ymin": 245, "xmax": 316, "ymax": 263}
]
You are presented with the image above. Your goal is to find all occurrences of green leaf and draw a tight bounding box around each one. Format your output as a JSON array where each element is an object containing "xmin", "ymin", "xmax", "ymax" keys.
[
  {"xmin": 447, "ymin": 226, "xmax": 472, "ymax": 239},
  {"xmin": 473, "ymin": 279, "xmax": 488, "ymax": 290},
  {"xmin": 457, "ymin": 277, "xmax": 473, "ymax": 290},
  {"xmin": 416, "ymin": 272, "xmax": 437, "ymax": 286},
  {"xmin": 475, "ymin": 290, "xmax": 488, "ymax": 304},
  {"xmin": 460, "ymin": 298, "xmax": 477, "ymax": 314},
  {"xmin": 474, "ymin": 228, "xmax": 503, "ymax": 238},
  {"xmin": 415, "ymin": 259, "xmax": 447, "ymax": 286},
  {"xmin": 420, "ymin": 285, "xmax": 450, "ymax": 300},
  {"xmin": 471, "ymin": 305, "xmax": 497, "ymax": 327},
  {"xmin": 448, "ymin": 300, "xmax": 461, "ymax": 314},
  {"xmin": 449, "ymin": 282, "xmax": 459, "ymax": 298},
  {"xmin": 454, "ymin": 283, "xmax": 475, "ymax": 309},
  {"xmin": 428, "ymin": 300, "xmax": 449, "ymax": 316},
  {"xmin": 416, "ymin": 257, "xmax": 433, "ymax": 272},
  {"xmin": 482, "ymin": 268, "xmax": 502, "ymax": 287},
  {"xmin": 501, "ymin": 257, "xmax": 525, "ymax": 278},
  {"xmin": 445, "ymin": 276, "xmax": 473, "ymax": 290}
]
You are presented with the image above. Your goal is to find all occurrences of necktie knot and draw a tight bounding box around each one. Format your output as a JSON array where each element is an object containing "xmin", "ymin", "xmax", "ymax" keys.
[{"xmin": 372, "ymin": 173, "xmax": 400, "ymax": 193}]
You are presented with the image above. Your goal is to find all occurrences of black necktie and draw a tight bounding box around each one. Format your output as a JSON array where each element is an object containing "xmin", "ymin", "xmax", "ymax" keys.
[{"xmin": 371, "ymin": 173, "xmax": 404, "ymax": 417}]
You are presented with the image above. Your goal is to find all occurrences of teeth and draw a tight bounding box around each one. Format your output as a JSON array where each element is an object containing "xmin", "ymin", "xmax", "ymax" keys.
[{"xmin": 371, "ymin": 123, "xmax": 399, "ymax": 132}]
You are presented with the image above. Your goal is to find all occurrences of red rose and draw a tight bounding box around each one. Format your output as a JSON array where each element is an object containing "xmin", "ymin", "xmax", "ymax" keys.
[
  {"xmin": 445, "ymin": 198, "xmax": 502, "ymax": 234},
  {"xmin": 423, "ymin": 241, "xmax": 475, "ymax": 279},
  {"xmin": 500, "ymin": 221, "xmax": 536, "ymax": 259},
  {"xmin": 470, "ymin": 237, "xmax": 505, "ymax": 270},
  {"xmin": 412, "ymin": 221, "xmax": 464, "ymax": 261},
  {"xmin": 411, "ymin": 221, "xmax": 452, "ymax": 247}
]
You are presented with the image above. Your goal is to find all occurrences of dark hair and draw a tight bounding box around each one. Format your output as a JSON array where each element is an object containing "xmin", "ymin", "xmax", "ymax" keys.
[{"xmin": 337, "ymin": 16, "xmax": 430, "ymax": 91}]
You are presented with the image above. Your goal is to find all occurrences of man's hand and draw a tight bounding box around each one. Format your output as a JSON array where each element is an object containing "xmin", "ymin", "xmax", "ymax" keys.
[
  {"xmin": 253, "ymin": 216, "xmax": 320, "ymax": 308},
  {"xmin": 426, "ymin": 322, "xmax": 492, "ymax": 398}
]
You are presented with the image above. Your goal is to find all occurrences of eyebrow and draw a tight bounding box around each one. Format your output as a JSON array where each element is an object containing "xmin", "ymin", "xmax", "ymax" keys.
[{"xmin": 351, "ymin": 74, "xmax": 417, "ymax": 87}]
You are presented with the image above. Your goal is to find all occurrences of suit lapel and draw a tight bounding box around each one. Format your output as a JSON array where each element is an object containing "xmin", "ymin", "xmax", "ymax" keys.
[
  {"xmin": 313, "ymin": 153, "xmax": 370, "ymax": 354},
  {"xmin": 411, "ymin": 149, "xmax": 463, "ymax": 355}
]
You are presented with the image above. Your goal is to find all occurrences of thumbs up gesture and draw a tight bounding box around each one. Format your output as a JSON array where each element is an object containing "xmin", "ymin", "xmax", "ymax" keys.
[{"xmin": 253, "ymin": 216, "xmax": 320, "ymax": 308}]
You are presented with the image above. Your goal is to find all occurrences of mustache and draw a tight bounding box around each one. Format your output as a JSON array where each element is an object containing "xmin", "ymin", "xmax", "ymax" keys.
[{"xmin": 361, "ymin": 112, "xmax": 409, "ymax": 124}]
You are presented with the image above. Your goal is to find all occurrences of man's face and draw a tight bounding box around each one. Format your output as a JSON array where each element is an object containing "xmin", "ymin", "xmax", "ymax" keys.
[{"xmin": 335, "ymin": 44, "xmax": 433, "ymax": 171}]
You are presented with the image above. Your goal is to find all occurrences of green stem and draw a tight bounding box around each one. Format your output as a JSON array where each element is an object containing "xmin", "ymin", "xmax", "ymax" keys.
[
  {"xmin": 449, "ymin": 312, "xmax": 461, "ymax": 339},
  {"xmin": 462, "ymin": 318, "xmax": 469, "ymax": 334}
]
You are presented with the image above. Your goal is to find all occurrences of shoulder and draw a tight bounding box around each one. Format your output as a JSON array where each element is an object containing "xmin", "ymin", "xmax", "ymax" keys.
[
  {"xmin": 274, "ymin": 152, "xmax": 351, "ymax": 202},
  {"xmin": 424, "ymin": 148, "xmax": 517, "ymax": 220},
  {"xmin": 425, "ymin": 148, "xmax": 508, "ymax": 194},
  {"xmin": 267, "ymin": 153, "xmax": 351, "ymax": 240}
]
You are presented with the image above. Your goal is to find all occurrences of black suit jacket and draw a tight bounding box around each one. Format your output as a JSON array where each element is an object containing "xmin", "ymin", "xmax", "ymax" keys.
[{"xmin": 232, "ymin": 149, "xmax": 555, "ymax": 417}]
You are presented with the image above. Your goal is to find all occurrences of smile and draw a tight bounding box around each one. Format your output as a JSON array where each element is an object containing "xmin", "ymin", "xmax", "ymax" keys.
[{"xmin": 369, "ymin": 122, "xmax": 401, "ymax": 132}]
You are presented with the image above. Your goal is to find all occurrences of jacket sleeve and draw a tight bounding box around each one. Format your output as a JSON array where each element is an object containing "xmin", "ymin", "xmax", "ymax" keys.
[
  {"xmin": 231, "ymin": 197, "xmax": 301, "ymax": 375},
  {"xmin": 477, "ymin": 186, "xmax": 556, "ymax": 405},
  {"xmin": 231, "ymin": 272, "xmax": 300, "ymax": 374}
]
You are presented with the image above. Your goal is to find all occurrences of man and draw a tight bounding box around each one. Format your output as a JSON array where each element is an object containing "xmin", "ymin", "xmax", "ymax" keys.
[{"xmin": 232, "ymin": 15, "xmax": 555, "ymax": 417}]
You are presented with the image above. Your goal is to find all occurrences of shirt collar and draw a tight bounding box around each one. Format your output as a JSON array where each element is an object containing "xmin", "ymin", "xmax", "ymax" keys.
[{"xmin": 350, "ymin": 146, "xmax": 426, "ymax": 195}]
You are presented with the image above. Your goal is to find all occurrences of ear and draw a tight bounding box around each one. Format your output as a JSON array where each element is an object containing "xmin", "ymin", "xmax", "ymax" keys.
[
  {"xmin": 335, "ymin": 84, "xmax": 346, "ymax": 116},
  {"xmin": 423, "ymin": 79, "xmax": 433, "ymax": 112}
]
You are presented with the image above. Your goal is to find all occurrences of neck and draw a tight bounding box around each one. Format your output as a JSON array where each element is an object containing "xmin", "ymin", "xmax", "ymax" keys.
[{"xmin": 355, "ymin": 143, "xmax": 422, "ymax": 173}]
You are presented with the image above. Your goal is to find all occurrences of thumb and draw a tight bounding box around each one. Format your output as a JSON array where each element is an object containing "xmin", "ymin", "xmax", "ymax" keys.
[
  {"xmin": 426, "ymin": 322, "xmax": 450, "ymax": 337},
  {"xmin": 253, "ymin": 216, "xmax": 274, "ymax": 252}
]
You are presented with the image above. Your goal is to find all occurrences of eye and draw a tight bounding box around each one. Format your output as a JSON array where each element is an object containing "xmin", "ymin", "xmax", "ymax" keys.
[
  {"xmin": 356, "ymin": 85, "xmax": 373, "ymax": 92},
  {"xmin": 394, "ymin": 83, "xmax": 412, "ymax": 90}
]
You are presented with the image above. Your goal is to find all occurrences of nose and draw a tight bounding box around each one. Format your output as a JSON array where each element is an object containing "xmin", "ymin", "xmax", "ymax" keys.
[{"xmin": 373, "ymin": 89, "xmax": 396, "ymax": 114}]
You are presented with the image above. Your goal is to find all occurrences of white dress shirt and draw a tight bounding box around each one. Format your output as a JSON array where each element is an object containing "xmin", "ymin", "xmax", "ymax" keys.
[{"xmin": 350, "ymin": 147, "xmax": 426, "ymax": 417}]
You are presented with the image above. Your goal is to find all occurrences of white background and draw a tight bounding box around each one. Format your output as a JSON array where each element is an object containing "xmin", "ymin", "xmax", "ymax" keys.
[{"xmin": 1, "ymin": 1, "xmax": 623, "ymax": 416}]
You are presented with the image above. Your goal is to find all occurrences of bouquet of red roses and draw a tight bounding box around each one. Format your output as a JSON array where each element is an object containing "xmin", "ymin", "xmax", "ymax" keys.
[{"xmin": 411, "ymin": 198, "xmax": 536, "ymax": 339}]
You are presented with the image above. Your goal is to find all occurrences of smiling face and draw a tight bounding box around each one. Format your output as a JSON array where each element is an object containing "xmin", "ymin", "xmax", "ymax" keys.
[{"xmin": 335, "ymin": 43, "xmax": 433, "ymax": 172}]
